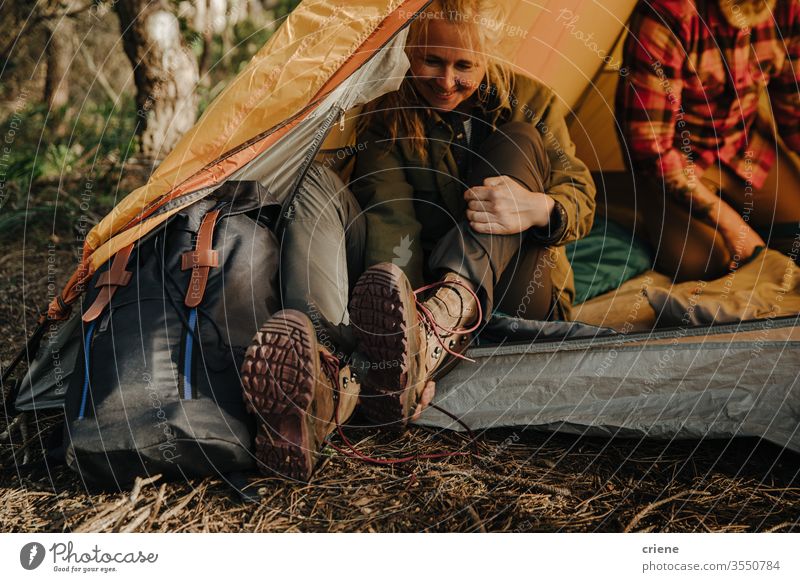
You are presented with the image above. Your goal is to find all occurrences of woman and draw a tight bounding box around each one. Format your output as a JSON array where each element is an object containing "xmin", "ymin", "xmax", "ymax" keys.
[
  {"xmin": 240, "ymin": 0, "xmax": 596, "ymax": 480},
  {"xmin": 616, "ymin": 0, "xmax": 800, "ymax": 281}
]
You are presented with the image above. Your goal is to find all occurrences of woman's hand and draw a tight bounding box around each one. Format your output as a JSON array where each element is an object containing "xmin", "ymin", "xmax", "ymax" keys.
[{"xmin": 464, "ymin": 175, "xmax": 555, "ymax": 235}]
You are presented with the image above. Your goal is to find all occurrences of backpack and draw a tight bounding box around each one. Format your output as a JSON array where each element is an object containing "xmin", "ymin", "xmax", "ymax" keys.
[{"xmin": 62, "ymin": 181, "xmax": 280, "ymax": 487}]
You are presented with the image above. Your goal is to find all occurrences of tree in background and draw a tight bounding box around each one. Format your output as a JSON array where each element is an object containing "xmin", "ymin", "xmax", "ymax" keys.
[
  {"xmin": 43, "ymin": 16, "xmax": 75, "ymax": 111},
  {"xmin": 1, "ymin": 1, "xmax": 93, "ymax": 111},
  {"xmin": 184, "ymin": 0, "xmax": 229, "ymax": 78},
  {"xmin": 115, "ymin": 0, "xmax": 200, "ymax": 160},
  {"xmin": 0, "ymin": 0, "xmax": 303, "ymax": 175},
  {"xmin": 178, "ymin": 0, "xmax": 297, "ymax": 81},
  {"xmin": 0, "ymin": 0, "xmax": 302, "ymax": 243}
]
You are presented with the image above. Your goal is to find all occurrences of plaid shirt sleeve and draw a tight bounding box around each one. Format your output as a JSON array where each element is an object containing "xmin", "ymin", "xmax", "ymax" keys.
[
  {"xmin": 769, "ymin": 10, "xmax": 800, "ymax": 155},
  {"xmin": 616, "ymin": 4, "xmax": 689, "ymax": 186}
]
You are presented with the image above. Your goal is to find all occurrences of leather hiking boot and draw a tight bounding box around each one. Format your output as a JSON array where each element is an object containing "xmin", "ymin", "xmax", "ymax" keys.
[
  {"xmin": 349, "ymin": 263, "xmax": 480, "ymax": 427},
  {"xmin": 416, "ymin": 271, "xmax": 480, "ymax": 379},
  {"xmin": 240, "ymin": 309, "xmax": 360, "ymax": 480}
]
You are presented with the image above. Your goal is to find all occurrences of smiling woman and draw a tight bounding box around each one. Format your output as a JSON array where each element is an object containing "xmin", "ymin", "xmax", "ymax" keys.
[
  {"xmin": 240, "ymin": 0, "xmax": 596, "ymax": 480},
  {"xmin": 348, "ymin": 0, "xmax": 595, "ymax": 313},
  {"xmin": 342, "ymin": 0, "xmax": 595, "ymax": 427},
  {"xmin": 374, "ymin": 0, "xmax": 512, "ymax": 160},
  {"xmin": 411, "ymin": 41, "xmax": 481, "ymax": 110}
]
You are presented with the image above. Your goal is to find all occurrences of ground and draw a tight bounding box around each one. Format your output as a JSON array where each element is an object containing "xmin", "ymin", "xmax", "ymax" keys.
[{"xmin": 1, "ymin": 193, "xmax": 798, "ymax": 532}]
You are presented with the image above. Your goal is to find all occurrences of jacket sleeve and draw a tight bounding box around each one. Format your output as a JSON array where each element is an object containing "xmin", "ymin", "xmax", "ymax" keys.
[
  {"xmin": 615, "ymin": 3, "xmax": 690, "ymax": 186},
  {"xmin": 349, "ymin": 123, "xmax": 425, "ymax": 287},
  {"xmin": 531, "ymin": 96, "xmax": 597, "ymax": 246}
]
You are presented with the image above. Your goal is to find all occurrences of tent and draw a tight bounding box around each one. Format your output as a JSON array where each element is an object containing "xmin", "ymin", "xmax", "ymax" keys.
[
  {"xmin": 11, "ymin": 0, "xmax": 800, "ymax": 453},
  {"xmin": 43, "ymin": 0, "xmax": 637, "ymax": 318}
]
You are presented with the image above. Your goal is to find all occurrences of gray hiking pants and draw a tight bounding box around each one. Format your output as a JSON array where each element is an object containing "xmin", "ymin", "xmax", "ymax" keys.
[{"xmin": 280, "ymin": 121, "xmax": 555, "ymax": 330}]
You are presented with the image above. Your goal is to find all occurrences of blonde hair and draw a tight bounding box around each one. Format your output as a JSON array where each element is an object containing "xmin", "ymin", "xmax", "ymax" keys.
[{"xmin": 361, "ymin": 0, "xmax": 513, "ymax": 162}]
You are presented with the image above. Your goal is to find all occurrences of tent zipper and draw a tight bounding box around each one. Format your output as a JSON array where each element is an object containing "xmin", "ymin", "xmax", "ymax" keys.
[
  {"xmin": 275, "ymin": 3, "xmax": 434, "ymax": 234},
  {"xmin": 276, "ymin": 104, "xmax": 345, "ymax": 232},
  {"xmin": 151, "ymin": 3, "xmax": 431, "ymax": 232}
]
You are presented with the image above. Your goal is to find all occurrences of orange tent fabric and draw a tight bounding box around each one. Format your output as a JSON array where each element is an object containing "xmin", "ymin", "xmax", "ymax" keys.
[{"xmin": 50, "ymin": 0, "xmax": 637, "ymax": 320}]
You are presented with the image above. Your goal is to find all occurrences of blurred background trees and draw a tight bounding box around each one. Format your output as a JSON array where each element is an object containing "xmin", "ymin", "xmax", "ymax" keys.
[
  {"xmin": 0, "ymin": 0, "xmax": 300, "ymax": 241},
  {"xmin": 115, "ymin": 0, "xmax": 200, "ymax": 158}
]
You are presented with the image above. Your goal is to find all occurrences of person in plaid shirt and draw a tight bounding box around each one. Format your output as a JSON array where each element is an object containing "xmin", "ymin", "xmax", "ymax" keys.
[{"xmin": 616, "ymin": 0, "xmax": 800, "ymax": 281}]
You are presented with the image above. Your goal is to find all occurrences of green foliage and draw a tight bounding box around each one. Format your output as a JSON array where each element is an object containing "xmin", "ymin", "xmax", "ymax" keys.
[
  {"xmin": 1, "ymin": 99, "xmax": 138, "ymax": 186},
  {"xmin": 0, "ymin": 1, "xmax": 307, "ymax": 242},
  {"xmin": 0, "ymin": 97, "xmax": 140, "ymax": 241},
  {"xmin": 42, "ymin": 144, "xmax": 84, "ymax": 177}
]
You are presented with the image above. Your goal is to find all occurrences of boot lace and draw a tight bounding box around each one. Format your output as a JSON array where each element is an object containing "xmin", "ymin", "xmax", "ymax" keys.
[
  {"xmin": 413, "ymin": 278, "xmax": 483, "ymax": 363},
  {"xmin": 318, "ymin": 350, "xmax": 474, "ymax": 470}
]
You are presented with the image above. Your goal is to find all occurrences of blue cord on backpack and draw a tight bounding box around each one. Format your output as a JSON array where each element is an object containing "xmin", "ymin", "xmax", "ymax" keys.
[
  {"xmin": 183, "ymin": 307, "xmax": 198, "ymax": 400},
  {"xmin": 78, "ymin": 320, "xmax": 98, "ymax": 420}
]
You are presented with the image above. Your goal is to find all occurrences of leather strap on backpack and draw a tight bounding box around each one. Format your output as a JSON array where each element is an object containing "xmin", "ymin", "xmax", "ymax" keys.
[
  {"xmin": 181, "ymin": 209, "xmax": 221, "ymax": 307},
  {"xmin": 82, "ymin": 244, "xmax": 135, "ymax": 323}
]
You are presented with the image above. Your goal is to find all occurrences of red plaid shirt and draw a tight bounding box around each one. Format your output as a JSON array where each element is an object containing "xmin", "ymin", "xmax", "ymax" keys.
[{"xmin": 616, "ymin": 0, "xmax": 800, "ymax": 190}]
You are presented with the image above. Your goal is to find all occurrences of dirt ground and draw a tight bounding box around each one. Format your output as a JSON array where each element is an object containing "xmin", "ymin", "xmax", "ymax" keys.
[{"xmin": 1, "ymin": 239, "xmax": 798, "ymax": 533}]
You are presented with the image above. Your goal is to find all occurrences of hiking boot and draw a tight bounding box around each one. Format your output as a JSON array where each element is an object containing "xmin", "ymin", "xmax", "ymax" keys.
[
  {"xmin": 240, "ymin": 309, "xmax": 360, "ymax": 480},
  {"xmin": 349, "ymin": 263, "xmax": 479, "ymax": 426},
  {"xmin": 416, "ymin": 271, "xmax": 480, "ymax": 378}
]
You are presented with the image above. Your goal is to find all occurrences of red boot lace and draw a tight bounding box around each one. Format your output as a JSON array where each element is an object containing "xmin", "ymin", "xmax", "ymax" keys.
[
  {"xmin": 413, "ymin": 278, "xmax": 483, "ymax": 363},
  {"xmin": 317, "ymin": 351, "xmax": 474, "ymax": 469}
]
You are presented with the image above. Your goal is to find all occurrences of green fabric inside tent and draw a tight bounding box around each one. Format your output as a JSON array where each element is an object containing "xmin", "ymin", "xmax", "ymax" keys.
[{"xmin": 565, "ymin": 217, "xmax": 653, "ymax": 305}]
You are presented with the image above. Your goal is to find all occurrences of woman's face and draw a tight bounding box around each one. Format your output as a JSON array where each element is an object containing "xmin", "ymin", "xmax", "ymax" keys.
[{"xmin": 409, "ymin": 18, "xmax": 486, "ymax": 112}]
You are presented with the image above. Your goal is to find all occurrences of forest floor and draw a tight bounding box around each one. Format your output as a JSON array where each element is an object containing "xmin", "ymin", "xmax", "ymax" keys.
[{"xmin": 1, "ymin": 176, "xmax": 798, "ymax": 533}]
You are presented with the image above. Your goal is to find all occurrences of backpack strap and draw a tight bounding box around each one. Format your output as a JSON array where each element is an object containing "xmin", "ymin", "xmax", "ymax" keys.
[
  {"xmin": 82, "ymin": 244, "xmax": 135, "ymax": 323},
  {"xmin": 181, "ymin": 209, "xmax": 221, "ymax": 307},
  {"xmin": 1, "ymin": 315, "xmax": 49, "ymax": 416}
]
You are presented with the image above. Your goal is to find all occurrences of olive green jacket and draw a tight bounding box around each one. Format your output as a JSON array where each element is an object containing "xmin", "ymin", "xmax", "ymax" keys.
[{"xmin": 350, "ymin": 74, "xmax": 596, "ymax": 320}]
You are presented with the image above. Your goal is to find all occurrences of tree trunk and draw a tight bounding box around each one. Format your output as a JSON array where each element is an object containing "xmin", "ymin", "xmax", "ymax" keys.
[
  {"xmin": 43, "ymin": 18, "xmax": 73, "ymax": 110},
  {"xmin": 198, "ymin": 25, "xmax": 214, "ymax": 81},
  {"xmin": 194, "ymin": 0, "xmax": 210, "ymax": 78},
  {"xmin": 115, "ymin": 0, "xmax": 199, "ymax": 160}
]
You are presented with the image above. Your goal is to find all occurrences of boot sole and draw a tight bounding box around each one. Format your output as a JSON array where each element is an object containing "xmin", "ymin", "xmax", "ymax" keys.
[
  {"xmin": 240, "ymin": 310, "xmax": 321, "ymax": 481},
  {"xmin": 350, "ymin": 264, "xmax": 421, "ymax": 426}
]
